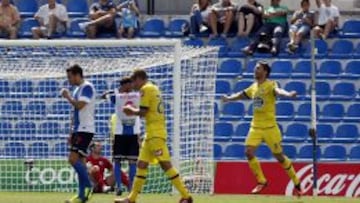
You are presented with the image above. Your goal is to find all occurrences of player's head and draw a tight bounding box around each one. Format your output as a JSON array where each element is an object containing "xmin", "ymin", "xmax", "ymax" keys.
[
  {"xmin": 323, "ymin": 0, "xmax": 331, "ymax": 6},
  {"xmin": 90, "ymin": 141, "xmax": 102, "ymax": 155},
  {"xmin": 271, "ymin": 0, "xmax": 281, "ymax": 6},
  {"xmin": 301, "ymin": 0, "xmax": 310, "ymax": 10},
  {"xmin": 48, "ymin": 0, "xmax": 56, "ymax": 7},
  {"xmin": 1, "ymin": 0, "xmax": 11, "ymax": 6},
  {"xmin": 119, "ymin": 76, "xmax": 133, "ymax": 92},
  {"xmin": 131, "ymin": 69, "xmax": 148, "ymax": 90},
  {"xmin": 254, "ymin": 61, "xmax": 271, "ymax": 80},
  {"xmin": 66, "ymin": 64, "xmax": 84, "ymax": 86}
]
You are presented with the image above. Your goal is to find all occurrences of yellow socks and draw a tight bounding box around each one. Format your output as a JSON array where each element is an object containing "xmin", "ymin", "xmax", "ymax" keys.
[
  {"xmin": 248, "ymin": 157, "xmax": 267, "ymax": 184},
  {"xmin": 165, "ymin": 167, "xmax": 191, "ymax": 199},
  {"xmin": 128, "ymin": 168, "xmax": 147, "ymax": 202},
  {"xmin": 281, "ymin": 156, "xmax": 300, "ymax": 186}
]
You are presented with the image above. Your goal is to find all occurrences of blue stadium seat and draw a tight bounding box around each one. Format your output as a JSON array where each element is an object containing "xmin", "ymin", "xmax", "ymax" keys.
[
  {"xmin": 140, "ymin": 18, "xmax": 165, "ymax": 37},
  {"xmin": 243, "ymin": 60, "xmax": 258, "ymax": 78},
  {"xmin": 67, "ymin": 18, "xmax": 88, "ymax": 38},
  {"xmin": 214, "ymin": 102, "xmax": 219, "ymax": 118},
  {"xmin": 316, "ymin": 124, "xmax": 334, "ymax": 143},
  {"xmin": 183, "ymin": 37, "xmax": 204, "ymax": 47},
  {"xmin": 244, "ymin": 104, "xmax": 253, "ymax": 121},
  {"xmin": 322, "ymin": 145, "xmax": 347, "ymax": 161},
  {"xmin": 96, "ymin": 102, "xmax": 115, "ymax": 120},
  {"xmin": 11, "ymin": 80, "xmax": 34, "ymax": 97},
  {"xmin": 329, "ymin": 40, "xmax": 354, "ymax": 58},
  {"xmin": 215, "ymin": 80, "xmax": 231, "ymax": 95},
  {"xmin": 214, "ymin": 122, "xmax": 233, "ymax": 142},
  {"xmin": 220, "ymin": 102, "xmax": 244, "ymax": 121},
  {"xmin": 298, "ymin": 145, "xmax": 321, "ymax": 160},
  {"xmin": 353, "ymin": 43, "xmax": 360, "ymax": 58},
  {"xmin": 293, "ymin": 61, "xmax": 312, "ymax": 79},
  {"xmin": 227, "ymin": 37, "xmax": 250, "ymax": 57},
  {"xmin": 28, "ymin": 142, "xmax": 50, "ymax": 158},
  {"xmin": 95, "ymin": 121, "xmax": 109, "ymax": 139},
  {"xmin": 318, "ymin": 60, "xmax": 342, "ymax": 79},
  {"xmin": 66, "ymin": 0, "xmax": 89, "ymax": 17},
  {"xmin": 256, "ymin": 145, "xmax": 272, "ymax": 160},
  {"xmin": 344, "ymin": 104, "xmax": 360, "ymax": 122},
  {"xmin": 208, "ymin": 37, "xmax": 228, "ymax": 47},
  {"xmin": 25, "ymin": 101, "xmax": 47, "ymax": 118},
  {"xmin": 284, "ymin": 123, "xmax": 308, "ymax": 143},
  {"xmin": 340, "ymin": 20, "xmax": 360, "ymax": 38},
  {"xmin": 4, "ymin": 142, "xmax": 26, "ymax": 157},
  {"xmin": 303, "ymin": 40, "xmax": 328, "ymax": 58},
  {"xmin": 160, "ymin": 80, "xmax": 173, "ymax": 94},
  {"xmin": 38, "ymin": 122, "xmax": 61, "ymax": 139},
  {"xmin": 271, "ymin": 60, "xmax": 293, "ymax": 78},
  {"xmin": 52, "ymin": 142, "xmax": 68, "ymax": 157},
  {"xmin": 165, "ymin": 18, "xmax": 188, "ymax": 37},
  {"xmin": 90, "ymin": 79, "xmax": 108, "ymax": 94},
  {"xmin": 233, "ymin": 123, "xmax": 250, "ymax": 142},
  {"xmin": 233, "ymin": 80, "xmax": 252, "ymax": 92},
  {"xmin": 19, "ymin": 18, "xmax": 39, "ymax": 38},
  {"xmin": 15, "ymin": 0, "xmax": 38, "ymax": 17},
  {"xmin": 1, "ymin": 100, "xmax": 23, "ymax": 118},
  {"xmin": 319, "ymin": 103, "xmax": 344, "ymax": 122},
  {"xmin": 342, "ymin": 61, "xmax": 360, "ymax": 79},
  {"xmin": 284, "ymin": 81, "xmax": 307, "ymax": 100},
  {"xmin": 36, "ymin": 79, "xmax": 60, "ymax": 98},
  {"xmin": 213, "ymin": 144, "xmax": 223, "ymax": 160},
  {"xmin": 314, "ymin": 81, "xmax": 331, "ymax": 100},
  {"xmin": 331, "ymin": 82, "xmax": 356, "ymax": 100},
  {"xmin": 48, "ymin": 101, "xmax": 71, "ymax": 119},
  {"xmin": 217, "ymin": 59, "xmax": 242, "ymax": 78},
  {"xmin": 295, "ymin": 103, "xmax": 320, "ymax": 121},
  {"xmin": 0, "ymin": 122, "xmax": 12, "ymax": 140},
  {"xmin": 223, "ymin": 144, "xmax": 245, "ymax": 159},
  {"xmin": 349, "ymin": 146, "xmax": 360, "ymax": 160},
  {"xmin": 283, "ymin": 145, "xmax": 297, "ymax": 159},
  {"xmin": 276, "ymin": 102, "xmax": 294, "ymax": 120},
  {"xmin": 333, "ymin": 124, "xmax": 359, "ymax": 143},
  {"xmin": 14, "ymin": 121, "xmax": 36, "ymax": 140},
  {"xmin": 0, "ymin": 79, "xmax": 10, "ymax": 98},
  {"xmin": 103, "ymin": 144, "xmax": 111, "ymax": 157}
]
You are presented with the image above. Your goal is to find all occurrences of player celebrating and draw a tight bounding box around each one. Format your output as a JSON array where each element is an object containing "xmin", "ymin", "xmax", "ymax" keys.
[
  {"xmin": 61, "ymin": 64, "xmax": 96, "ymax": 203},
  {"xmin": 103, "ymin": 77, "xmax": 141, "ymax": 196},
  {"xmin": 222, "ymin": 61, "xmax": 303, "ymax": 196},
  {"xmin": 115, "ymin": 69, "xmax": 193, "ymax": 203}
]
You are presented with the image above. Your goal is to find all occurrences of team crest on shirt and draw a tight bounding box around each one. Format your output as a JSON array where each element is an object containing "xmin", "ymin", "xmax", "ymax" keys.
[
  {"xmin": 253, "ymin": 97, "xmax": 264, "ymax": 109},
  {"xmin": 154, "ymin": 149, "xmax": 163, "ymax": 156}
]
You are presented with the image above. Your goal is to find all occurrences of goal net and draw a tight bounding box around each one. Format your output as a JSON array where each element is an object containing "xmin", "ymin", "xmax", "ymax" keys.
[{"xmin": 0, "ymin": 39, "xmax": 218, "ymax": 194}]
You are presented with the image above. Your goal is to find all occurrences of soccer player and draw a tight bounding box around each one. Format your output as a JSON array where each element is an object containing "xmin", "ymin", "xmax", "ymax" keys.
[
  {"xmin": 61, "ymin": 64, "xmax": 96, "ymax": 203},
  {"xmin": 222, "ymin": 61, "xmax": 303, "ymax": 196},
  {"xmin": 86, "ymin": 141, "xmax": 130, "ymax": 193},
  {"xmin": 115, "ymin": 69, "xmax": 193, "ymax": 203},
  {"xmin": 103, "ymin": 77, "xmax": 141, "ymax": 196}
]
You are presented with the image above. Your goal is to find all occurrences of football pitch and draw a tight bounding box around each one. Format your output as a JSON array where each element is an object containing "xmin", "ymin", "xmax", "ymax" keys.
[{"xmin": 1, "ymin": 192, "xmax": 358, "ymax": 203}]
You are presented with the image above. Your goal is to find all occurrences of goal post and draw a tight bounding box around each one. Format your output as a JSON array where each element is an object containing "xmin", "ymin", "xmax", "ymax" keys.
[{"xmin": 0, "ymin": 39, "xmax": 218, "ymax": 194}]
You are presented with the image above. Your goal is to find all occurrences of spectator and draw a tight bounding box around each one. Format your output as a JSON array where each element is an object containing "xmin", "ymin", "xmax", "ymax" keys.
[
  {"xmin": 189, "ymin": 0, "xmax": 212, "ymax": 35},
  {"xmin": 288, "ymin": 0, "xmax": 315, "ymax": 52},
  {"xmin": 0, "ymin": 0, "xmax": 20, "ymax": 39},
  {"xmin": 237, "ymin": 0, "xmax": 263, "ymax": 37},
  {"xmin": 313, "ymin": 0, "xmax": 340, "ymax": 39},
  {"xmin": 32, "ymin": 0, "xmax": 68, "ymax": 39},
  {"xmin": 117, "ymin": 0, "xmax": 140, "ymax": 39},
  {"xmin": 208, "ymin": 0, "xmax": 237, "ymax": 38},
  {"xmin": 243, "ymin": 0, "xmax": 289, "ymax": 55},
  {"xmin": 79, "ymin": 0, "xmax": 117, "ymax": 39}
]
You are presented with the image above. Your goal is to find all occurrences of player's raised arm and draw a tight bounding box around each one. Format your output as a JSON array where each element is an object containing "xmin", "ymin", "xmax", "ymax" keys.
[
  {"xmin": 222, "ymin": 91, "xmax": 249, "ymax": 102},
  {"xmin": 274, "ymin": 87, "xmax": 297, "ymax": 98}
]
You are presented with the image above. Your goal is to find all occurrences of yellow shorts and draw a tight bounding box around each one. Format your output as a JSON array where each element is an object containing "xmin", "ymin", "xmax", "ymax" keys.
[
  {"xmin": 245, "ymin": 126, "xmax": 283, "ymax": 154},
  {"xmin": 138, "ymin": 137, "xmax": 171, "ymax": 164}
]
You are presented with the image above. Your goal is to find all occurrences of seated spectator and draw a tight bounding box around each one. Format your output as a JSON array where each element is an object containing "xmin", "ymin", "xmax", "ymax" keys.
[
  {"xmin": 32, "ymin": 0, "xmax": 68, "ymax": 39},
  {"xmin": 79, "ymin": 0, "xmax": 117, "ymax": 39},
  {"xmin": 87, "ymin": 141, "xmax": 130, "ymax": 193},
  {"xmin": 209, "ymin": 0, "xmax": 237, "ymax": 38},
  {"xmin": 117, "ymin": 0, "xmax": 140, "ymax": 39},
  {"xmin": 0, "ymin": 0, "xmax": 20, "ymax": 39},
  {"xmin": 189, "ymin": 0, "xmax": 212, "ymax": 36},
  {"xmin": 237, "ymin": 0, "xmax": 263, "ymax": 37},
  {"xmin": 288, "ymin": 0, "xmax": 315, "ymax": 52},
  {"xmin": 243, "ymin": 0, "xmax": 288, "ymax": 55},
  {"xmin": 313, "ymin": 0, "xmax": 340, "ymax": 39}
]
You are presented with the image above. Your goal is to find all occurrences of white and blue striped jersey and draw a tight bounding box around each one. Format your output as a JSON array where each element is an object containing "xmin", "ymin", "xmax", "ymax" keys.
[
  {"xmin": 72, "ymin": 80, "xmax": 96, "ymax": 133},
  {"xmin": 109, "ymin": 91, "xmax": 141, "ymax": 135}
]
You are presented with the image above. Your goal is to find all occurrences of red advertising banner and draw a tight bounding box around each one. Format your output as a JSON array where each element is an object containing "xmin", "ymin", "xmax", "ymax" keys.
[{"xmin": 214, "ymin": 161, "xmax": 360, "ymax": 197}]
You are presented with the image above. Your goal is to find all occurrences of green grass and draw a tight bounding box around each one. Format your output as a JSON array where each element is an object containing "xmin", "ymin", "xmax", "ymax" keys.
[{"xmin": 0, "ymin": 192, "xmax": 358, "ymax": 203}]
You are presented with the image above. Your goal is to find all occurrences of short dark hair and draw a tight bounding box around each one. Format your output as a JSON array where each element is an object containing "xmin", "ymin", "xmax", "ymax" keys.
[
  {"xmin": 66, "ymin": 64, "xmax": 83, "ymax": 78},
  {"xmin": 131, "ymin": 69, "xmax": 148, "ymax": 80},
  {"xmin": 120, "ymin": 76, "xmax": 132, "ymax": 86},
  {"xmin": 301, "ymin": 0, "xmax": 309, "ymax": 6},
  {"xmin": 258, "ymin": 61, "xmax": 271, "ymax": 78}
]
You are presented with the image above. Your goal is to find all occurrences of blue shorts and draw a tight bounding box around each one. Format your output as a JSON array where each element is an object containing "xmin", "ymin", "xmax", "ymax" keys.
[{"xmin": 290, "ymin": 24, "xmax": 311, "ymax": 35}]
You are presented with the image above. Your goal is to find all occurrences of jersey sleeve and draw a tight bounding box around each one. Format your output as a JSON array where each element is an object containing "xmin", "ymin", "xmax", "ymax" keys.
[
  {"xmin": 243, "ymin": 83, "xmax": 255, "ymax": 99},
  {"xmin": 140, "ymin": 87, "xmax": 152, "ymax": 109},
  {"xmin": 79, "ymin": 85, "xmax": 94, "ymax": 103}
]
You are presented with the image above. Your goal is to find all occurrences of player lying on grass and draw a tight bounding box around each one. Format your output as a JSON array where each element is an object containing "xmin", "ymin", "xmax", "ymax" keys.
[
  {"xmin": 115, "ymin": 69, "xmax": 193, "ymax": 203},
  {"xmin": 86, "ymin": 141, "xmax": 130, "ymax": 194},
  {"xmin": 61, "ymin": 65, "xmax": 96, "ymax": 203},
  {"xmin": 222, "ymin": 61, "xmax": 303, "ymax": 196},
  {"xmin": 102, "ymin": 77, "xmax": 141, "ymax": 196}
]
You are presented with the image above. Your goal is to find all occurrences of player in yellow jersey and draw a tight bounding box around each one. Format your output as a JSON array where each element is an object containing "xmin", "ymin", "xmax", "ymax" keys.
[
  {"xmin": 115, "ymin": 69, "xmax": 192, "ymax": 203},
  {"xmin": 222, "ymin": 61, "xmax": 303, "ymax": 196}
]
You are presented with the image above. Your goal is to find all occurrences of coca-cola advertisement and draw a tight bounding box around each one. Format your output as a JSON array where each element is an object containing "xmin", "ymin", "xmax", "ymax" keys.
[{"xmin": 214, "ymin": 161, "xmax": 360, "ymax": 197}]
